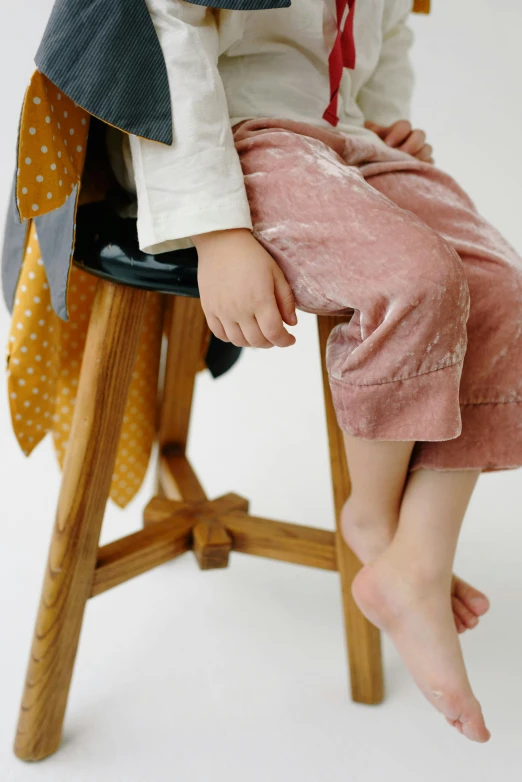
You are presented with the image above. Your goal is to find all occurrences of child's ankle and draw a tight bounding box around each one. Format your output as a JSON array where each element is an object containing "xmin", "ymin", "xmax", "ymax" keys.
[
  {"xmin": 342, "ymin": 494, "xmax": 398, "ymax": 530},
  {"xmin": 380, "ymin": 541, "xmax": 453, "ymax": 591}
]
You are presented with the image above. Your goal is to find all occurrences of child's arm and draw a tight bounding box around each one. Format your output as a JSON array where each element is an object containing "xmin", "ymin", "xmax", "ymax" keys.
[
  {"xmin": 128, "ymin": 0, "xmax": 251, "ymax": 252},
  {"xmin": 357, "ymin": 0, "xmax": 433, "ymax": 163},
  {"xmin": 356, "ymin": 0, "xmax": 415, "ymax": 127},
  {"xmin": 129, "ymin": 0, "xmax": 296, "ymax": 348}
]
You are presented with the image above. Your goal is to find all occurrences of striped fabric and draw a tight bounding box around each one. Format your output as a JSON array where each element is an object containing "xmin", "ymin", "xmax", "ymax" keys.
[
  {"xmin": 187, "ymin": 0, "xmax": 290, "ymax": 7},
  {"xmin": 2, "ymin": 177, "xmax": 28, "ymax": 314},
  {"xmin": 35, "ymin": 0, "xmax": 172, "ymax": 145}
]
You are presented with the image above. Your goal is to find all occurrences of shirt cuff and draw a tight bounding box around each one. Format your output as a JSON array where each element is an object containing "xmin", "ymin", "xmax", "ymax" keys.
[
  {"xmin": 137, "ymin": 200, "xmax": 253, "ymax": 255},
  {"xmin": 131, "ymin": 139, "xmax": 253, "ymax": 254}
]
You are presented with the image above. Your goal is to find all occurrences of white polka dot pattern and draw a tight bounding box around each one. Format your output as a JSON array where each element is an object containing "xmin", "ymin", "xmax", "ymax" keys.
[
  {"xmin": 6, "ymin": 223, "xmax": 165, "ymax": 508},
  {"xmin": 16, "ymin": 71, "xmax": 89, "ymax": 220}
]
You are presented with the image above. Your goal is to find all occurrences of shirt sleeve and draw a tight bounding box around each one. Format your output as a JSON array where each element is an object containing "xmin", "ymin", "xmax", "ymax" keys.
[
  {"xmin": 127, "ymin": 0, "xmax": 253, "ymax": 254},
  {"xmin": 355, "ymin": 0, "xmax": 416, "ymax": 127}
]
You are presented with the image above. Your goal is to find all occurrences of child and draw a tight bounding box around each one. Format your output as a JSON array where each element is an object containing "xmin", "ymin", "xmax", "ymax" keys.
[
  {"xmin": 5, "ymin": 0, "xmax": 519, "ymax": 744},
  {"xmin": 105, "ymin": 0, "xmax": 522, "ymax": 743}
]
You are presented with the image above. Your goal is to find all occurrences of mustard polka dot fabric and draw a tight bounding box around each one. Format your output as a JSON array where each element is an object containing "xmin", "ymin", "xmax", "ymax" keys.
[
  {"xmin": 6, "ymin": 223, "xmax": 164, "ymax": 508},
  {"xmin": 16, "ymin": 71, "xmax": 90, "ymax": 221}
]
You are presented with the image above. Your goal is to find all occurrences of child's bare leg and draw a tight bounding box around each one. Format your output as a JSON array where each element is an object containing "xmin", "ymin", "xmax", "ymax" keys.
[
  {"xmin": 352, "ymin": 468, "xmax": 490, "ymax": 742},
  {"xmin": 340, "ymin": 437, "xmax": 414, "ymax": 561},
  {"xmin": 341, "ymin": 434, "xmax": 490, "ymax": 632}
]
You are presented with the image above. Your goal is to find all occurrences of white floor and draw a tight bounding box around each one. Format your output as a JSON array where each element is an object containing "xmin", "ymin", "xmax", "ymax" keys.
[{"xmin": 1, "ymin": 1, "xmax": 522, "ymax": 780}]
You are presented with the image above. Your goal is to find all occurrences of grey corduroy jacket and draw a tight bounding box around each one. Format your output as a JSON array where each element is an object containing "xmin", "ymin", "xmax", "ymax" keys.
[{"xmin": 2, "ymin": 0, "xmax": 292, "ymax": 322}]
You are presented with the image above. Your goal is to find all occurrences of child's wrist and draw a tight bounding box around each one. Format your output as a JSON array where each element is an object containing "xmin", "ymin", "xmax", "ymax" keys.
[{"xmin": 191, "ymin": 227, "xmax": 252, "ymax": 251}]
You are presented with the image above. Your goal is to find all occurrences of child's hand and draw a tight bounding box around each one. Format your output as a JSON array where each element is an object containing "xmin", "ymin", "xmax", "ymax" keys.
[
  {"xmin": 192, "ymin": 227, "xmax": 297, "ymax": 348},
  {"xmin": 365, "ymin": 119, "xmax": 434, "ymax": 164}
]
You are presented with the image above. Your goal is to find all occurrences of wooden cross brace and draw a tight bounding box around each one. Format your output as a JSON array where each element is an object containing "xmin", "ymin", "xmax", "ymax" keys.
[{"xmin": 91, "ymin": 490, "xmax": 337, "ymax": 598}]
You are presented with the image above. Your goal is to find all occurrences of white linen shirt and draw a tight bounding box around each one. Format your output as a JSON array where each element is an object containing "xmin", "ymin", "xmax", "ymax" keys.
[{"xmin": 109, "ymin": 0, "xmax": 415, "ymax": 253}]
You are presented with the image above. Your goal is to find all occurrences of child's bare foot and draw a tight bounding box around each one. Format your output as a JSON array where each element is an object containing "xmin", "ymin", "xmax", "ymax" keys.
[
  {"xmin": 351, "ymin": 552, "xmax": 491, "ymax": 743},
  {"xmin": 341, "ymin": 498, "xmax": 490, "ymax": 633}
]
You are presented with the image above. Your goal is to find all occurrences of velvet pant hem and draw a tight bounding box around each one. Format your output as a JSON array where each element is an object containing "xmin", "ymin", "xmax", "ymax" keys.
[
  {"xmin": 408, "ymin": 400, "xmax": 522, "ymax": 473},
  {"xmin": 329, "ymin": 361, "xmax": 463, "ymax": 442}
]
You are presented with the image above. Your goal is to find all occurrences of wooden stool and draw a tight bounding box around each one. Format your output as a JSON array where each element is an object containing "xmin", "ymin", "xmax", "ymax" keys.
[{"xmin": 13, "ymin": 200, "xmax": 382, "ymax": 762}]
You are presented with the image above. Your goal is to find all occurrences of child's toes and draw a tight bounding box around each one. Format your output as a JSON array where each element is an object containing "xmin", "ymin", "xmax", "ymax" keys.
[
  {"xmin": 443, "ymin": 697, "xmax": 490, "ymax": 743},
  {"xmin": 446, "ymin": 716, "xmax": 464, "ymax": 733},
  {"xmin": 452, "ymin": 595, "xmax": 479, "ymax": 630},
  {"xmin": 454, "ymin": 577, "xmax": 490, "ymax": 617},
  {"xmin": 467, "ymin": 593, "xmax": 490, "ymax": 617},
  {"xmin": 454, "ymin": 615, "xmax": 467, "ymax": 634},
  {"xmin": 460, "ymin": 712, "xmax": 491, "ymax": 743}
]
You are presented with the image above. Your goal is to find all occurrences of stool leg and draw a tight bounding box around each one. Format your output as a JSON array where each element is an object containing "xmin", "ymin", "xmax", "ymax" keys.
[
  {"xmin": 155, "ymin": 295, "xmax": 209, "ymax": 502},
  {"xmin": 14, "ymin": 280, "xmax": 148, "ymax": 761},
  {"xmin": 317, "ymin": 316, "xmax": 384, "ymax": 705},
  {"xmin": 153, "ymin": 296, "xmax": 233, "ymax": 569}
]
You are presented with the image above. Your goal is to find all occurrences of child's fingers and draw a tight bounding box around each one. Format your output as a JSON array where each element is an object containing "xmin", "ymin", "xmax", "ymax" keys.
[
  {"xmin": 206, "ymin": 313, "xmax": 230, "ymax": 343},
  {"xmin": 398, "ymin": 129, "xmax": 426, "ymax": 155},
  {"xmin": 256, "ymin": 303, "xmax": 296, "ymax": 348},
  {"xmin": 364, "ymin": 120, "xmax": 386, "ymax": 137},
  {"xmin": 241, "ymin": 316, "xmax": 275, "ymax": 349},
  {"xmin": 414, "ymin": 143, "xmax": 433, "ymax": 162},
  {"xmin": 383, "ymin": 119, "xmax": 412, "ymax": 147},
  {"xmin": 222, "ymin": 320, "xmax": 250, "ymax": 348},
  {"xmin": 273, "ymin": 266, "xmax": 298, "ymax": 326}
]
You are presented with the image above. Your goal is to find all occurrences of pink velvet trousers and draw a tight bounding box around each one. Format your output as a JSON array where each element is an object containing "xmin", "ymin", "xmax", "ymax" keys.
[{"xmin": 231, "ymin": 117, "xmax": 522, "ymax": 472}]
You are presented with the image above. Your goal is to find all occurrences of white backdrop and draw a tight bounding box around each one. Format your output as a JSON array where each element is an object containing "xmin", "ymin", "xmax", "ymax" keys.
[{"xmin": 1, "ymin": 1, "xmax": 521, "ymax": 780}]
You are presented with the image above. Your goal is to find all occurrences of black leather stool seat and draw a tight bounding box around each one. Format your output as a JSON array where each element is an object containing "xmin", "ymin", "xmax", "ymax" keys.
[
  {"xmin": 72, "ymin": 199, "xmax": 241, "ymax": 378},
  {"xmin": 74, "ymin": 200, "xmax": 199, "ymax": 297}
]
